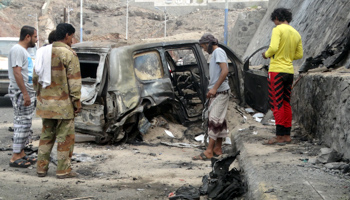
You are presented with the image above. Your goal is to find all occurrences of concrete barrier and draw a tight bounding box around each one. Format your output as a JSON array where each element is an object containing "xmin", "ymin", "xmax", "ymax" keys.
[{"xmin": 292, "ymin": 70, "xmax": 350, "ymax": 159}]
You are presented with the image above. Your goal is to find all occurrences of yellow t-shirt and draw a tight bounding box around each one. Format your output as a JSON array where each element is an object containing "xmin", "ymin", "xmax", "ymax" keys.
[{"xmin": 264, "ymin": 24, "xmax": 303, "ymax": 74}]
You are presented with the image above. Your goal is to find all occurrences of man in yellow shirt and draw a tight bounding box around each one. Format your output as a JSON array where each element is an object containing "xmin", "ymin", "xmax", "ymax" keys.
[{"xmin": 262, "ymin": 8, "xmax": 303, "ymax": 145}]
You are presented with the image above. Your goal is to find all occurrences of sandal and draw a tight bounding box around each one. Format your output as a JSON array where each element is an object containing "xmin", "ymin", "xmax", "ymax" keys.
[
  {"xmin": 56, "ymin": 171, "xmax": 79, "ymax": 179},
  {"xmin": 192, "ymin": 152, "xmax": 210, "ymax": 161},
  {"xmin": 9, "ymin": 158, "xmax": 31, "ymax": 168},
  {"xmin": 262, "ymin": 137, "xmax": 286, "ymax": 146},
  {"xmin": 37, "ymin": 171, "xmax": 47, "ymax": 177},
  {"xmin": 22, "ymin": 155, "xmax": 37, "ymax": 164}
]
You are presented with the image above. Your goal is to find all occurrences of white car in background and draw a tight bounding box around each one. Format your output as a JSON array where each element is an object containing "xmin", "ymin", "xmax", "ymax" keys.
[{"xmin": 0, "ymin": 37, "xmax": 36, "ymax": 96}]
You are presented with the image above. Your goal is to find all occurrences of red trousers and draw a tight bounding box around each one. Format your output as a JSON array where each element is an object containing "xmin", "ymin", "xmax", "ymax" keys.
[{"xmin": 268, "ymin": 72, "xmax": 294, "ymax": 136}]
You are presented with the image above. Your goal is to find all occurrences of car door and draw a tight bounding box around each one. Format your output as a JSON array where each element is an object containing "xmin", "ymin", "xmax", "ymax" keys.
[
  {"xmin": 243, "ymin": 46, "xmax": 269, "ymax": 113},
  {"xmin": 163, "ymin": 44, "xmax": 208, "ymax": 119},
  {"xmin": 218, "ymin": 44, "xmax": 244, "ymax": 105},
  {"xmin": 133, "ymin": 48, "xmax": 175, "ymax": 105}
]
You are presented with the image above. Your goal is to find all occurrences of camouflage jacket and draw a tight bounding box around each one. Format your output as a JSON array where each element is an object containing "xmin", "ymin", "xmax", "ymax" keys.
[{"xmin": 33, "ymin": 42, "xmax": 81, "ymax": 119}]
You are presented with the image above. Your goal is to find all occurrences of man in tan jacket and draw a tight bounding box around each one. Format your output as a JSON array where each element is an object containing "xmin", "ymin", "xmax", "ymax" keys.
[{"xmin": 33, "ymin": 23, "xmax": 82, "ymax": 179}]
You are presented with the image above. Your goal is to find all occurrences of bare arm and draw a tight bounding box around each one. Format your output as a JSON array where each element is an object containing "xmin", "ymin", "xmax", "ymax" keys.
[
  {"xmin": 207, "ymin": 62, "xmax": 229, "ymax": 98},
  {"xmin": 13, "ymin": 66, "xmax": 30, "ymax": 106}
]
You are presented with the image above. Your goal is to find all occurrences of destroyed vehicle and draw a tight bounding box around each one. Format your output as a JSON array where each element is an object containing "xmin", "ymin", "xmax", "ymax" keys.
[{"xmin": 72, "ymin": 40, "xmax": 242, "ymax": 144}]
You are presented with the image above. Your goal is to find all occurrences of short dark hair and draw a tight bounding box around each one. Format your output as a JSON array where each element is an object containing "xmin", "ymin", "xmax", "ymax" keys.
[
  {"xmin": 20, "ymin": 26, "xmax": 36, "ymax": 41},
  {"xmin": 48, "ymin": 30, "xmax": 57, "ymax": 44},
  {"xmin": 270, "ymin": 8, "xmax": 292, "ymax": 23},
  {"xmin": 55, "ymin": 23, "xmax": 75, "ymax": 41}
]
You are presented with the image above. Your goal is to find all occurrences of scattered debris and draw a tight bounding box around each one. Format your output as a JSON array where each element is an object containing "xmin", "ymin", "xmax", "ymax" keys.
[
  {"xmin": 0, "ymin": 147, "xmax": 12, "ymax": 151},
  {"xmin": 168, "ymin": 185, "xmax": 200, "ymax": 200},
  {"xmin": 160, "ymin": 142, "xmax": 199, "ymax": 148},
  {"xmin": 324, "ymin": 162, "xmax": 348, "ymax": 170},
  {"xmin": 150, "ymin": 116, "xmax": 169, "ymax": 129},
  {"xmin": 165, "ymin": 130, "xmax": 175, "ymax": 138},
  {"xmin": 66, "ymin": 197, "xmax": 95, "ymax": 200},
  {"xmin": 195, "ymin": 134, "xmax": 206, "ymax": 143},
  {"xmin": 72, "ymin": 153, "xmax": 94, "ymax": 162},
  {"xmin": 170, "ymin": 151, "xmax": 245, "ymax": 199},
  {"xmin": 264, "ymin": 188, "xmax": 275, "ymax": 193},
  {"xmin": 223, "ymin": 137, "xmax": 232, "ymax": 145},
  {"xmin": 244, "ymin": 108, "xmax": 254, "ymax": 113},
  {"xmin": 199, "ymin": 152, "xmax": 245, "ymax": 199},
  {"xmin": 252, "ymin": 113, "xmax": 264, "ymax": 118},
  {"xmin": 261, "ymin": 110, "xmax": 273, "ymax": 125},
  {"xmin": 299, "ymin": 24, "xmax": 350, "ymax": 72},
  {"xmin": 316, "ymin": 148, "xmax": 343, "ymax": 164}
]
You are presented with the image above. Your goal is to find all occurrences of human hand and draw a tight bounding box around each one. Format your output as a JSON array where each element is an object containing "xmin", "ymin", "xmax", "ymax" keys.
[
  {"xmin": 75, "ymin": 107, "xmax": 81, "ymax": 114},
  {"xmin": 262, "ymin": 52, "xmax": 267, "ymax": 59},
  {"xmin": 23, "ymin": 93, "xmax": 31, "ymax": 106},
  {"xmin": 206, "ymin": 89, "xmax": 217, "ymax": 99}
]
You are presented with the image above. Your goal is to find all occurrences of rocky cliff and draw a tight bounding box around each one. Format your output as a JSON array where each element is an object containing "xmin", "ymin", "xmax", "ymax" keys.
[
  {"xmin": 244, "ymin": 0, "xmax": 350, "ymax": 68},
  {"xmin": 0, "ymin": 0, "xmax": 266, "ymax": 46}
]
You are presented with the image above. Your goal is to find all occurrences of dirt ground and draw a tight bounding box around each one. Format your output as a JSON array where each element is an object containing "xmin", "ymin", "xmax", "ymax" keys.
[{"xmin": 0, "ymin": 97, "xmax": 244, "ymax": 200}]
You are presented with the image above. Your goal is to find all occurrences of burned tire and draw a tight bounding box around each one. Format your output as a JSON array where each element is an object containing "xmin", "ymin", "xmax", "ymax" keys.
[{"xmin": 95, "ymin": 134, "xmax": 112, "ymax": 144}]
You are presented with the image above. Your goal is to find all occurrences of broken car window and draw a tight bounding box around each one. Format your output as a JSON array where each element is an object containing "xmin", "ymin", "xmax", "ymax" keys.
[
  {"xmin": 134, "ymin": 51, "xmax": 164, "ymax": 80},
  {"xmin": 167, "ymin": 48, "xmax": 197, "ymax": 66}
]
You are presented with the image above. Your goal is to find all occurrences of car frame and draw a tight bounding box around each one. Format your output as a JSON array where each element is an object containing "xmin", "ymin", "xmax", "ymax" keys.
[{"xmin": 72, "ymin": 40, "xmax": 243, "ymax": 144}]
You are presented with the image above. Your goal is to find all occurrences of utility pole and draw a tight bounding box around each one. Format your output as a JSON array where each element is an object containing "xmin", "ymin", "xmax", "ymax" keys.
[
  {"xmin": 164, "ymin": 5, "xmax": 166, "ymax": 38},
  {"xmin": 155, "ymin": 6, "xmax": 166, "ymax": 38},
  {"xmin": 68, "ymin": 6, "xmax": 73, "ymax": 23},
  {"xmin": 126, "ymin": 0, "xmax": 129, "ymax": 40},
  {"xmin": 36, "ymin": 13, "xmax": 39, "ymax": 47},
  {"xmin": 64, "ymin": 8, "xmax": 67, "ymax": 23},
  {"xmin": 29, "ymin": 14, "xmax": 40, "ymax": 47},
  {"xmin": 224, "ymin": 0, "xmax": 228, "ymax": 45},
  {"xmin": 80, "ymin": 0, "xmax": 83, "ymax": 42}
]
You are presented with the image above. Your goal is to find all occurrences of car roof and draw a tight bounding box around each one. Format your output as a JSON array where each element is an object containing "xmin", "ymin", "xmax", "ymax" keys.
[{"xmin": 72, "ymin": 39, "xmax": 199, "ymax": 53}]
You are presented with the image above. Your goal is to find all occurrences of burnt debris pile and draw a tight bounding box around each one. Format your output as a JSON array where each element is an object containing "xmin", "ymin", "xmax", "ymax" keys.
[
  {"xmin": 299, "ymin": 22, "xmax": 350, "ymax": 73},
  {"xmin": 169, "ymin": 151, "xmax": 246, "ymax": 200}
]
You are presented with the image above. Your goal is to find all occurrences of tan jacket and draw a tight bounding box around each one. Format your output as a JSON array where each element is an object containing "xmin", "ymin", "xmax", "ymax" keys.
[{"xmin": 33, "ymin": 42, "xmax": 81, "ymax": 119}]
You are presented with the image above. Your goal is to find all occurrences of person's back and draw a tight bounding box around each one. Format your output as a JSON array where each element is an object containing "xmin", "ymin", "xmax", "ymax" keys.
[
  {"xmin": 262, "ymin": 8, "xmax": 303, "ymax": 145},
  {"xmin": 266, "ymin": 24, "xmax": 303, "ymax": 74},
  {"xmin": 35, "ymin": 41, "xmax": 80, "ymax": 119},
  {"xmin": 35, "ymin": 23, "xmax": 81, "ymax": 179}
]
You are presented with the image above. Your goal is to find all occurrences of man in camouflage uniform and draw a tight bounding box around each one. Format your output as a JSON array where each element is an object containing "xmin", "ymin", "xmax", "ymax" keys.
[{"xmin": 33, "ymin": 23, "xmax": 81, "ymax": 179}]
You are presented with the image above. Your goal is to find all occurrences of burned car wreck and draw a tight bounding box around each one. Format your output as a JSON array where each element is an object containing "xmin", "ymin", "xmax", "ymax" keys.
[{"xmin": 72, "ymin": 40, "xmax": 242, "ymax": 144}]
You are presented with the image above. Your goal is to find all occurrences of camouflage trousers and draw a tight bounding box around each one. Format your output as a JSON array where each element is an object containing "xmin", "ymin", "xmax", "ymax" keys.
[{"xmin": 37, "ymin": 118, "xmax": 75, "ymax": 176}]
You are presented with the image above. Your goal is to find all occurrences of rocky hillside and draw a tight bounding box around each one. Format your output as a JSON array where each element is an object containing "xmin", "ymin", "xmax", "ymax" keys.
[{"xmin": 0, "ymin": 0, "xmax": 263, "ymax": 45}]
